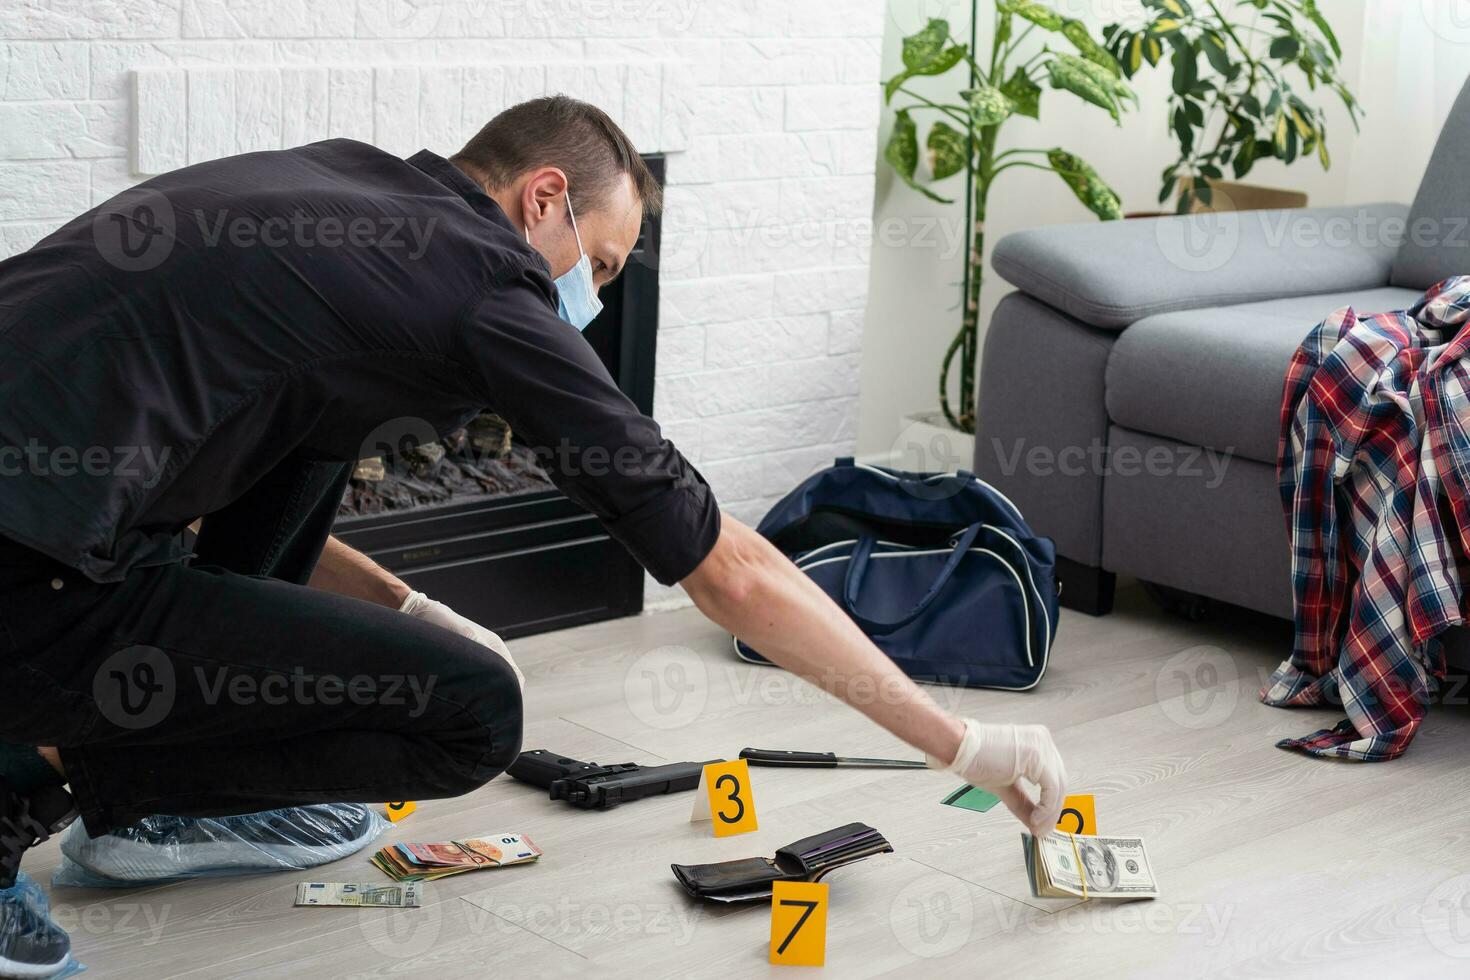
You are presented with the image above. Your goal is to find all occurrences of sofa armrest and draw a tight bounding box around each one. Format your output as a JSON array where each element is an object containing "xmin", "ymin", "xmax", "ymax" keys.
[{"xmin": 991, "ymin": 202, "xmax": 1408, "ymax": 329}]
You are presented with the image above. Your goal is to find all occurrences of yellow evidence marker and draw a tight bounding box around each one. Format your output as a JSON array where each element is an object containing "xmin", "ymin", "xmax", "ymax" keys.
[
  {"xmin": 384, "ymin": 801, "xmax": 417, "ymax": 823},
  {"xmin": 1055, "ymin": 794, "xmax": 1096, "ymax": 835},
  {"xmin": 769, "ymin": 881, "xmax": 829, "ymax": 967},
  {"xmin": 689, "ymin": 759, "xmax": 758, "ymax": 837}
]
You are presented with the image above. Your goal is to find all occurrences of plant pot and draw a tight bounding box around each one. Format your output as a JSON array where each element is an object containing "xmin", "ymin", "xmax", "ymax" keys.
[
  {"xmin": 1182, "ymin": 178, "xmax": 1308, "ymax": 213},
  {"xmin": 891, "ymin": 410, "xmax": 976, "ymax": 474}
]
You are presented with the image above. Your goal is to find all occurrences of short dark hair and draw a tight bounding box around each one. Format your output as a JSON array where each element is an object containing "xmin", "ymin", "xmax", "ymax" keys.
[{"xmin": 452, "ymin": 95, "xmax": 662, "ymax": 216}]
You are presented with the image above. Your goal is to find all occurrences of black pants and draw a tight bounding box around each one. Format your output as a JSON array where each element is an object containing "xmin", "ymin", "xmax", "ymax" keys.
[{"xmin": 0, "ymin": 457, "xmax": 523, "ymax": 836}]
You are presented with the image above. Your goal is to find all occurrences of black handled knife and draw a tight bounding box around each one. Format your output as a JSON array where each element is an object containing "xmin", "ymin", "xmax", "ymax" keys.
[{"xmin": 739, "ymin": 748, "xmax": 927, "ymax": 769}]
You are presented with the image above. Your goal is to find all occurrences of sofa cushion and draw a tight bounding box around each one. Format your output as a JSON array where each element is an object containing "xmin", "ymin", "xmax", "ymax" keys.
[
  {"xmin": 1392, "ymin": 77, "xmax": 1470, "ymax": 289},
  {"xmin": 1102, "ymin": 428, "xmax": 1292, "ymax": 619},
  {"xmin": 991, "ymin": 203, "xmax": 1405, "ymax": 329},
  {"xmin": 1105, "ymin": 287, "xmax": 1423, "ymax": 464}
]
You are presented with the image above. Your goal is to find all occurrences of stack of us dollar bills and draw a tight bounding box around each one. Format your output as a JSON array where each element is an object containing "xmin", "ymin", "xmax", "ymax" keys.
[
  {"xmin": 371, "ymin": 832, "xmax": 541, "ymax": 882},
  {"xmin": 1021, "ymin": 832, "xmax": 1159, "ymax": 900}
]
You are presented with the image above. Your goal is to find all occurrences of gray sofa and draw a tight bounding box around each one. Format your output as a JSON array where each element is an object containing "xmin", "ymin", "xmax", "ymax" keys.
[{"xmin": 974, "ymin": 78, "xmax": 1470, "ymax": 627}]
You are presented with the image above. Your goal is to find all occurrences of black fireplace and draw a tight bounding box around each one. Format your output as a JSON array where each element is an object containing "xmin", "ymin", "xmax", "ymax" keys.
[{"xmin": 333, "ymin": 156, "xmax": 664, "ymax": 639}]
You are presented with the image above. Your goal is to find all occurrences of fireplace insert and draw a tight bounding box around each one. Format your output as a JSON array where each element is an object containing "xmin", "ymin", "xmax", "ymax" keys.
[{"xmin": 333, "ymin": 156, "xmax": 664, "ymax": 639}]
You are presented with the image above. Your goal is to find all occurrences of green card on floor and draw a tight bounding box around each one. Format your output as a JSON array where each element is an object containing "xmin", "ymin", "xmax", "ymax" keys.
[{"xmin": 941, "ymin": 784, "xmax": 1000, "ymax": 812}]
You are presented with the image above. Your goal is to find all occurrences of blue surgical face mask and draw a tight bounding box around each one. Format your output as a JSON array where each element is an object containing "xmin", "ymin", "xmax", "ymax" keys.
[{"xmin": 526, "ymin": 192, "xmax": 603, "ymax": 332}]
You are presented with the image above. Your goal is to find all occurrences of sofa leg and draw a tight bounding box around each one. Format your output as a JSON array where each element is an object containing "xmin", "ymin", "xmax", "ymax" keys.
[{"xmin": 1055, "ymin": 558, "xmax": 1115, "ymax": 616}]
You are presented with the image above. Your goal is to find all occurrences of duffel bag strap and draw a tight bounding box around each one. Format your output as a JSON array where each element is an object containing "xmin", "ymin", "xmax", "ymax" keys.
[{"xmin": 841, "ymin": 523, "xmax": 984, "ymax": 636}]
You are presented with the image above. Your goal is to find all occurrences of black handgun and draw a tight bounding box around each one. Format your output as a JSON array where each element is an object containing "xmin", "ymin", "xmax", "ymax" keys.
[{"xmin": 508, "ymin": 749, "xmax": 722, "ymax": 810}]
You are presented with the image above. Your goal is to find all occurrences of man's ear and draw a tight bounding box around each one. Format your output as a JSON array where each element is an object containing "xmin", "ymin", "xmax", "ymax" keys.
[{"xmin": 521, "ymin": 167, "xmax": 569, "ymax": 231}]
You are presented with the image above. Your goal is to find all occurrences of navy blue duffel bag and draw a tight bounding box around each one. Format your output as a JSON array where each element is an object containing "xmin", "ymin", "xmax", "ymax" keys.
[{"xmin": 734, "ymin": 458, "xmax": 1058, "ymax": 690}]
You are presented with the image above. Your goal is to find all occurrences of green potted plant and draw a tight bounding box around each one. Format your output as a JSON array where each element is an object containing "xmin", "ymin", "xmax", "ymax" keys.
[
  {"xmin": 882, "ymin": 3, "xmax": 1134, "ymax": 434},
  {"xmin": 1103, "ymin": 0, "xmax": 1361, "ymax": 213}
]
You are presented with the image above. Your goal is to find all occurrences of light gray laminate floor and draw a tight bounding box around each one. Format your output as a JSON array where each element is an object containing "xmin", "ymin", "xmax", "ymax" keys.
[{"xmin": 22, "ymin": 582, "xmax": 1470, "ymax": 978}]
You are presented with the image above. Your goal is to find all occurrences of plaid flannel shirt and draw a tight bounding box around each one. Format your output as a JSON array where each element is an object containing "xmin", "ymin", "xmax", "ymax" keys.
[{"xmin": 1265, "ymin": 276, "xmax": 1470, "ymax": 761}]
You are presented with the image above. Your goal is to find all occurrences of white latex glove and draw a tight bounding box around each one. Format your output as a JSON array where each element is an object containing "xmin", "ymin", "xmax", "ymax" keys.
[
  {"xmin": 927, "ymin": 718, "xmax": 1066, "ymax": 838},
  {"xmin": 398, "ymin": 591, "xmax": 526, "ymax": 692}
]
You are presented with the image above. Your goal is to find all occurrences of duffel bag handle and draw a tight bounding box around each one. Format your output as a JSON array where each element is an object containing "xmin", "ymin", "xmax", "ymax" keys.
[{"xmin": 842, "ymin": 523, "xmax": 984, "ymax": 635}]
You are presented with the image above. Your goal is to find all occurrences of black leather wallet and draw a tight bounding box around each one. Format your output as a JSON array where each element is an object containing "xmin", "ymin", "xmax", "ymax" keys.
[{"xmin": 671, "ymin": 823, "xmax": 893, "ymax": 902}]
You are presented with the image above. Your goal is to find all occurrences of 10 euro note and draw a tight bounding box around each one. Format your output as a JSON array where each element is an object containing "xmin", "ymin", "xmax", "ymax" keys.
[
  {"xmin": 1022, "ymin": 832, "xmax": 1158, "ymax": 901},
  {"xmin": 295, "ymin": 882, "xmax": 424, "ymax": 908},
  {"xmin": 459, "ymin": 833, "xmax": 541, "ymax": 867}
]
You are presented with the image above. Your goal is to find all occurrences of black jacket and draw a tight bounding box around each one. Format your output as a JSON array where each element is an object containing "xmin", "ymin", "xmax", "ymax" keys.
[{"xmin": 0, "ymin": 140, "xmax": 719, "ymax": 585}]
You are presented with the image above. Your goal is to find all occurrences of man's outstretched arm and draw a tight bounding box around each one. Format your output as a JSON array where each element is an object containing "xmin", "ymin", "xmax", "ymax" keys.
[
  {"xmin": 681, "ymin": 516, "xmax": 1067, "ymax": 837},
  {"xmin": 681, "ymin": 518, "xmax": 964, "ymax": 760}
]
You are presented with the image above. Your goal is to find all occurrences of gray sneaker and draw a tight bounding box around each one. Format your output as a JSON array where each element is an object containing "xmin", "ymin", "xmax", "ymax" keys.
[
  {"xmin": 0, "ymin": 875, "xmax": 71, "ymax": 979},
  {"xmin": 61, "ymin": 803, "xmax": 382, "ymax": 883}
]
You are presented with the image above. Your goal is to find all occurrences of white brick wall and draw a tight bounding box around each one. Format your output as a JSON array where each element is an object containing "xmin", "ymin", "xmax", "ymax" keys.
[
  {"xmin": 128, "ymin": 60, "xmax": 691, "ymax": 165},
  {"xmin": 0, "ymin": 0, "xmax": 886, "ymax": 603}
]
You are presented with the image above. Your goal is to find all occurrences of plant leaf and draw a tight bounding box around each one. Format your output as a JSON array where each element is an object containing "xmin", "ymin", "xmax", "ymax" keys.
[
  {"xmin": 902, "ymin": 18, "xmax": 951, "ymax": 71},
  {"xmin": 1171, "ymin": 44, "xmax": 1197, "ymax": 95},
  {"xmin": 997, "ymin": 0, "xmax": 1064, "ymax": 31},
  {"xmin": 885, "ymin": 109, "xmax": 920, "ymax": 180},
  {"xmin": 966, "ymin": 83, "xmax": 1016, "ymax": 127},
  {"xmin": 1269, "ymin": 35, "xmax": 1300, "ymax": 59},
  {"xmin": 1172, "ymin": 105, "xmax": 1194, "ymax": 155},
  {"xmin": 1081, "ymin": 52, "xmax": 1136, "ymax": 102},
  {"xmin": 1047, "ymin": 149, "xmax": 1122, "ymax": 220},
  {"xmin": 1232, "ymin": 133, "xmax": 1257, "ymax": 179},
  {"xmin": 1046, "ymin": 53, "xmax": 1134, "ymax": 121},
  {"xmin": 1047, "ymin": 57, "xmax": 1116, "ymax": 120},
  {"xmin": 883, "ymin": 72, "xmax": 910, "ymax": 105},
  {"xmin": 1062, "ymin": 19, "xmax": 1122, "ymax": 75},
  {"xmin": 1272, "ymin": 112, "xmax": 1289, "ymax": 155},
  {"xmin": 1304, "ymin": 0, "xmax": 1342, "ymax": 57},
  {"xmin": 884, "ymin": 44, "xmax": 967, "ymax": 103},
  {"xmin": 884, "ymin": 110, "xmax": 952, "ymax": 203},
  {"xmin": 1159, "ymin": 172, "xmax": 1177, "ymax": 204},
  {"xmin": 1290, "ymin": 105, "xmax": 1313, "ymax": 138},
  {"xmin": 1000, "ymin": 67, "xmax": 1042, "ymax": 119},
  {"xmin": 1202, "ymin": 31, "xmax": 1232, "ymax": 75},
  {"xmin": 1126, "ymin": 34, "xmax": 1144, "ymax": 74},
  {"xmin": 919, "ymin": 44, "xmax": 967, "ymax": 75},
  {"xmin": 927, "ymin": 122, "xmax": 968, "ymax": 180}
]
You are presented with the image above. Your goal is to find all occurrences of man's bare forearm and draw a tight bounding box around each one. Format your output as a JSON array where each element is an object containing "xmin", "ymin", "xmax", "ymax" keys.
[
  {"xmin": 309, "ymin": 536, "xmax": 412, "ymax": 608},
  {"xmin": 681, "ymin": 517, "xmax": 965, "ymax": 766}
]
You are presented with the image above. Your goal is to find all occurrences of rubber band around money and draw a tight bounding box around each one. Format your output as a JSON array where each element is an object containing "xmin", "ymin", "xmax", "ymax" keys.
[{"xmin": 1067, "ymin": 832, "xmax": 1087, "ymax": 900}]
